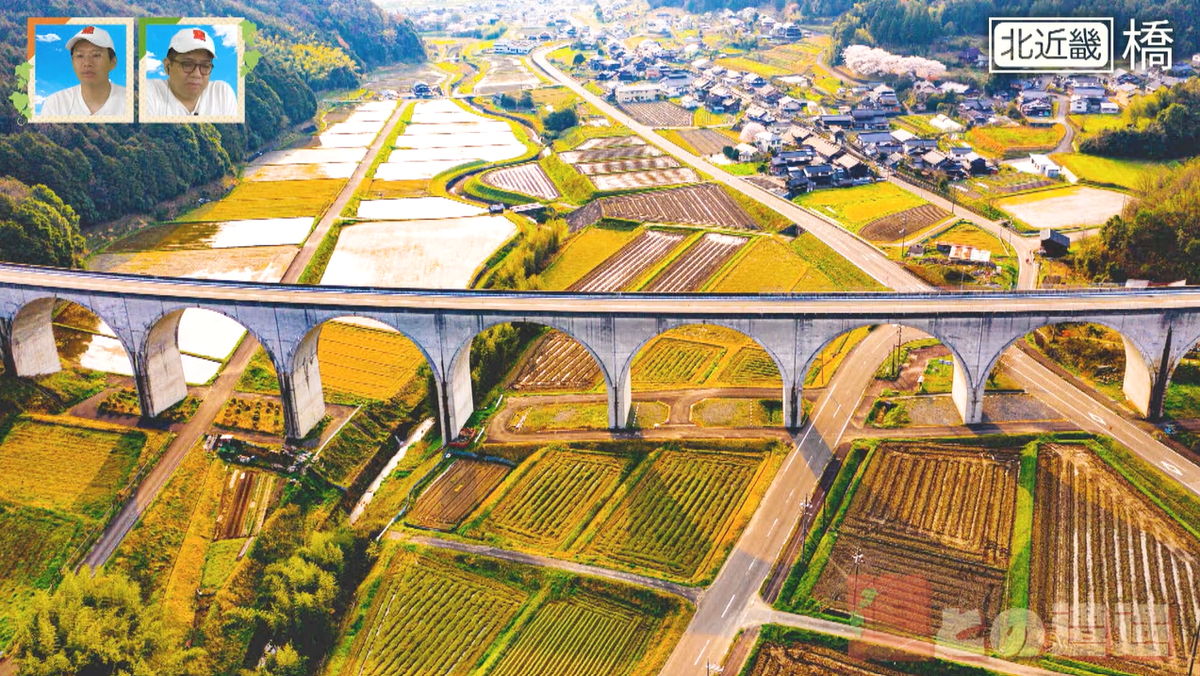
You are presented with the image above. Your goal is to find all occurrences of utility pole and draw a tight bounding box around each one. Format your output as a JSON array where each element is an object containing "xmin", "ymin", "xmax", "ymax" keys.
[{"xmin": 1188, "ymin": 613, "xmax": 1200, "ymax": 676}]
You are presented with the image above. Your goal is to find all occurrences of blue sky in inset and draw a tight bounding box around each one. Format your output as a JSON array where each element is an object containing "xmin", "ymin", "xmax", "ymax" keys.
[
  {"xmin": 142, "ymin": 24, "xmax": 239, "ymax": 93},
  {"xmin": 33, "ymin": 23, "xmax": 129, "ymax": 114}
]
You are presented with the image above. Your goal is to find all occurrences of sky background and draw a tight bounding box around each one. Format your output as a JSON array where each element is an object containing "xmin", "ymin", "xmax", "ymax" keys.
[
  {"xmin": 142, "ymin": 23, "xmax": 239, "ymax": 90},
  {"xmin": 33, "ymin": 23, "xmax": 130, "ymax": 114}
]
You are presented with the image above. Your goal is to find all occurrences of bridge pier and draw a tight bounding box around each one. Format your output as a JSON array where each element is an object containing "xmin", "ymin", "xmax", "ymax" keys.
[
  {"xmin": 951, "ymin": 359, "xmax": 983, "ymax": 425},
  {"xmin": 439, "ymin": 347, "xmax": 474, "ymax": 442},
  {"xmin": 8, "ymin": 298, "xmax": 61, "ymax": 377},
  {"xmin": 280, "ymin": 347, "xmax": 326, "ymax": 440},
  {"xmin": 136, "ymin": 310, "xmax": 188, "ymax": 417},
  {"xmin": 1122, "ymin": 333, "xmax": 1170, "ymax": 420},
  {"xmin": 610, "ymin": 371, "xmax": 632, "ymax": 429}
]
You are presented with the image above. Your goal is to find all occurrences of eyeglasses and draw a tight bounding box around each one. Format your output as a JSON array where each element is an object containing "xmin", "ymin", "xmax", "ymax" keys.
[{"xmin": 172, "ymin": 60, "xmax": 213, "ymax": 74}]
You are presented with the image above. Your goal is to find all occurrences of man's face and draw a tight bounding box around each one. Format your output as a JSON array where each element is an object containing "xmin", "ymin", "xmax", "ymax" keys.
[
  {"xmin": 166, "ymin": 48, "xmax": 213, "ymax": 98},
  {"xmin": 71, "ymin": 41, "xmax": 115, "ymax": 85}
]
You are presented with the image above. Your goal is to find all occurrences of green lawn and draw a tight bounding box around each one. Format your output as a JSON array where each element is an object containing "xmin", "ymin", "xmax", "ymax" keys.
[
  {"xmin": 794, "ymin": 182, "xmax": 926, "ymax": 232},
  {"xmin": 1050, "ymin": 152, "xmax": 1167, "ymax": 191}
]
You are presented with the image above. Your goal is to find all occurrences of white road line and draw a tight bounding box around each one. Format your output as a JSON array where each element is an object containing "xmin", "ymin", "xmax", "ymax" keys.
[
  {"xmin": 1161, "ymin": 461, "xmax": 1183, "ymax": 477},
  {"xmin": 768, "ymin": 517, "xmax": 780, "ymax": 537},
  {"xmin": 694, "ymin": 640, "xmax": 711, "ymax": 665},
  {"xmin": 721, "ymin": 594, "xmax": 738, "ymax": 618}
]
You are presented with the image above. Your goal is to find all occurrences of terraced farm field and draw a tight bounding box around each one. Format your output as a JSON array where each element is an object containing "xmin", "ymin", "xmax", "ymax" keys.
[
  {"xmin": 859, "ymin": 203, "xmax": 950, "ymax": 242},
  {"xmin": 576, "ymin": 135, "xmax": 646, "ymax": 149},
  {"xmin": 643, "ymin": 233, "xmax": 748, "ymax": 292},
  {"xmin": 808, "ymin": 442, "xmax": 1020, "ymax": 636},
  {"xmin": 338, "ymin": 551, "xmax": 529, "ymax": 676},
  {"xmin": 567, "ymin": 183, "xmax": 757, "ymax": 231},
  {"xmin": 584, "ymin": 447, "xmax": 775, "ymax": 581},
  {"xmin": 591, "ymin": 168, "xmax": 699, "ymax": 191},
  {"xmin": 317, "ymin": 320, "xmax": 427, "ymax": 401},
  {"xmin": 1033, "ymin": 443, "xmax": 1200, "ymax": 675},
  {"xmin": 407, "ymin": 459, "xmax": 510, "ymax": 531},
  {"xmin": 621, "ymin": 101, "xmax": 693, "ymax": 127},
  {"xmin": 569, "ymin": 229, "xmax": 687, "ymax": 292},
  {"xmin": 510, "ymin": 332, "xmax": 602, "ymax": 391},
  {"xmin": 678, "ymin": 128, "xmax": 739, "ymax": 155},
  {"xmin": 472, "ymin": 447, "xmax": 636, "ymax": 549},
  {"xmin": 481, "ymin": 163, "xmax": 559, "ymax": 200},
  {"xmin": 574, "ymin": 156, "xmax": 680, "ymax": 175}
]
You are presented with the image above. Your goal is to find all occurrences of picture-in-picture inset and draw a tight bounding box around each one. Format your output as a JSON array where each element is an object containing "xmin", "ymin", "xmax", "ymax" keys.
[
  {"xmin": 138, "ymin": 19, "xmax": 245, "ymax": 123},
  {"xmin": 29, "ymin": 17, "xmax": 135, "ymax": 123}
]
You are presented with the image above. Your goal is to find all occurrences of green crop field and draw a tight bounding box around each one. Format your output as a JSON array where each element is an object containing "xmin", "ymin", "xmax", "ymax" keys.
[
  {"xmin": 630, "ymin": 338, "xmax": 725, "ymax": 386},
  {"xmin": 692, "ymin": 398, "xmax": 783, "ymax": 427},
  {"xmin": 583, "ymin": 447, "xmax": 776, "ymax": 582},
  {"xmin": 713, "ymin": 56, "xmax": 791, "ymax": 78},
  {"xmin": 795, "ymin": 182, "xmax": 926, "ymax": 232},
  {"xmin": 339, "ymin": 551, "xmax": 529, "ymax": 676},
  {"xmin": 471, "ymin": 447, "xmax": 637, "ymax": 550},
  {"xmin": 708, "ymin": 237, "xmax": 811, "ymax": 292},
  {"xmin": 717, "ymin": 346, "xmax": 781, "ymax": 385},
  {"xmin": 1050, "ymin": 152, "xmax": 1167, "ymax": 191},
  {"xmin": 966, "ymin": 124, "xmax": 1065, "ymax": 158},
  {"xmin": 488, "ymin": 590, "xmax": 662, "ymax": 676},
  {"xmin": 540, "ymin": 225, "xmax": 641, "ymax": 290},
  {"xmin": 332, "ymin": 545, "xmax": 690, "ymax": 676},
  {"xmin": 0, "ymin": 503, "xmax": 82, "ymax": 646}
]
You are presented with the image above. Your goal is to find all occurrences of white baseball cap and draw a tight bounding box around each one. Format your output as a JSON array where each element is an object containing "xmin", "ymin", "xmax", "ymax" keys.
[
  {"xmin": 168, "ymin": 27, "xmax": 216, "ymax": 58},
  {"xmin": 65, "ymin": 25, "xmax": 115, "ymax": 52}
]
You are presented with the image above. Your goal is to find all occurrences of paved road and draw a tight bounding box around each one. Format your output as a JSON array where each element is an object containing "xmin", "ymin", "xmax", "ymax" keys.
[
  {"xmin": 80, "ymin": 100, "xmax": 411, "ymax": 569},
  {"xmin": 529, "ymin": 47, "xmax": 928, "ymax": 292},
  {"xmin": 1052, "ymin": 94, "xmax": 1076, "ymax": 155}
]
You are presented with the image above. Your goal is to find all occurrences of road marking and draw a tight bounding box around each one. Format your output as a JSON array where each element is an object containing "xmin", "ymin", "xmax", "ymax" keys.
[
  {"xmin": 694, "ymin": 640, "xmax": 711, "ymax": 665},
  {"xmin": 1161, "ymin": 461, "xmax": 1183, "ymax": 477},
  {"xmin": 1088, "ymin": 412, "xmax": 1106, "ymax": 426},
  {"xmin": 721, "ymin": 594, "xmax": 738, "ymax": 618},
  {"xmin": 768, "ymin": 517, "xmax": 780, "ymax": 537}
]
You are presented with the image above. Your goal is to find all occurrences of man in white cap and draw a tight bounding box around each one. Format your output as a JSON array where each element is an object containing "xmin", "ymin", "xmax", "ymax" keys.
[
  {"xmin": 39, "ymin": 25, "xmax": 127, "ymax": 118},
  {"xmin": 142, "ymin": 27, "xmax": 238, "ymax": 118}
]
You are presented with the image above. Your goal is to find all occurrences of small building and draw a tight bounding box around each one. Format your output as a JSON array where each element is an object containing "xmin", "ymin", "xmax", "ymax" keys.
[
  {"xmin": 1040, "ymin": 229, "xmax": 1071, "ymax": 257},
  {"xmin": 614, "ymin": 83, "xmax": 662, "ymax": 103},
  {"xmin": 733, "ymin": 142, "xmax": 760, "ymax": 162},
  {"xmin": 1029, "ymin": 153, "xmax": 1060, "ymax": 178},
  {"xmin": 1099, "ymin": 101, "xmax": 1120, "ymax": 114}
]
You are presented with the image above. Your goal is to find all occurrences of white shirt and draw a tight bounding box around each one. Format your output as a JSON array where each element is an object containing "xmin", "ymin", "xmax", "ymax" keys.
[
  {"xmin": 142, "ymin": 78, "xmax": 238, "ymax": 118},
  {"xmin": 39, "ymin": 83, "xmax": 127, "ymax": 118}
]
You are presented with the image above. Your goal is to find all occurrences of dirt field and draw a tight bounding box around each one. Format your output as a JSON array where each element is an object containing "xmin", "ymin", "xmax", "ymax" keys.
[
  {"xmin": 1032, "ymin": 443, "xmax": 1200, "ymax": 675},
  {"xmin": 570, "ymin": 229, "xmax": 687, "ymax": 292},
  {"xmin": 481, "ymin": 163, "xmax": 559, "ymax": 200},
  {"xmin": 679, "ymin": 128, "xmax": 738, "ymax": 155},
  {"xmin": 577, "ymin": 135, "xmax": 645, "ymax": 150},
  {"xmin": 813, "ymin": 442, "xmax": 1020, "ymax": 638},
  {"xmin": 214, "ymin": 467, "xmax": 277, "ymax": 540},
  {"xmin": 474, "ymin": 55, "xmax": 539, "ymax": 95},
  {"xmin": 749, "ymin": 641, "xmax": 930, "ymax": 675},
  {"xmin": 510, "ymin": 332, "xmax": 601, "ymax": 391},
  {"xmin": 995, "ymin": 186, "xmax": 1127, "ymax": 229},
  {"xmin": 407, "ymin": 459, "xmax": 510, "ymax": 531},
  {"xmin": 622, "ymin": 101, "xmax": 693, "ymax": 127},
  {"xmin": 568, "ymin": 183, "xmax": 755, "ymax": 231},
  {"xmin": 591, "ymin": 167, "xmax": 699, "ymax": 190},
  {"xmin": 644, "ymin": 233, "xmax": 748, "ymax": 292},
  {"xmin": 574, "ymin": 156, "xmax": 681, "ymax": 175},
  {"xmin": 859, "ymin": 203, "xmax": 951, "ymax": 242},
  {"xmin": 560, "ymin": 145, "xmax": 663, "ymax": 164}
]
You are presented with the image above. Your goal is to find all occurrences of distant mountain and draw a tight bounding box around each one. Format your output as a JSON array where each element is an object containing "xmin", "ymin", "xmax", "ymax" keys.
[{"xmin": 0, "ymin": 0, "xmax": 424, "ymax": 229}]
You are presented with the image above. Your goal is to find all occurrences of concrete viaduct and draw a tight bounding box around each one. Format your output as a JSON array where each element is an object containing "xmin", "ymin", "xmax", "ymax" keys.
[{"xmin": 2, "ymin": 264, "xmax": 1200, "ymax": 443}]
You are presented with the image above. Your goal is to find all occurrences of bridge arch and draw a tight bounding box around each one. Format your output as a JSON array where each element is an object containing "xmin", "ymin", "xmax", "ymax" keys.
[
  {"xmin": 976, "ymin": 318, "xmax": 1162, "ymax": 420},
  {"xmin": 616, "ymin": 320, "xmax": 793, "ymax": 430},
  {"xmin": 444, "ymin": 317, "xmax": 616, "ymax": 441},
  {"xmin": 289, "ymin": 315, "xmax": 441, "ymax": 438},
  {"xmin": 6, "ymin": 295, "xmax": 136, "ymax": 380},
  {"xmin": 139, "ymin": 305, "xmax": 286, "ymax": 426}
]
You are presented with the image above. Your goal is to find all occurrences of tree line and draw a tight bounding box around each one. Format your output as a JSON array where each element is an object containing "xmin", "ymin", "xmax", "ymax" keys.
[{"xmin": 1080, "ymin": 79, "xmax": 1200, "ymax": 160}]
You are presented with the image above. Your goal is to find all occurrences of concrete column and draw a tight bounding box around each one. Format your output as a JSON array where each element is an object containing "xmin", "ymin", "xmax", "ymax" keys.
[
  {"xmin": 951, "ymin": 359, "xmax": 982, "ymax": 425},
  {"xmin": 8, "ymin": 298, "xmax": 61, "ymax": 377},
  {"xmin": 1122, "ymin": 333, "xmax": 1170, "ymax": 420},
  {"xmin": 610, "ymin": 370, "xmax": 632, "ymax": 429},
  {"xmin": 439, "ymin": 348, "xmax": 474, "ymax": 442},
  {"xmin": 783, "ymin": 380, "xmax": 802, "ymax": 429},
  {"xmin": 136, "ymin": 312, "xmax": 188, "ymax": 417},
  {"xmin": 280, "ymin": 347, "xmax": 325, "ymax": 440}
]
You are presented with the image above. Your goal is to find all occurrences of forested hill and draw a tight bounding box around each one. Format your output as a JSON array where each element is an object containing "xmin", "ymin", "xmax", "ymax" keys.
[
  {"xmin": 651, "ymin": 0, "xmax": 1200, "ymax": 62},
  {"xmin": 0, "ymin": 0, "xmax": 423, "ymax": 264}
]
